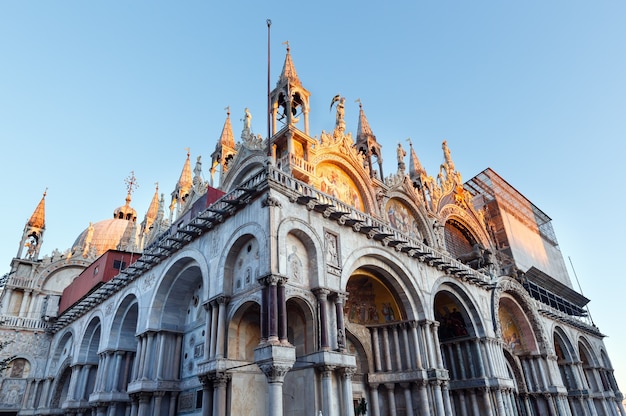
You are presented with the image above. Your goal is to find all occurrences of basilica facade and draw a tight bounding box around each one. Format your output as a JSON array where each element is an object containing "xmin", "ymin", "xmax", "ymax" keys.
[{"xmin": 0, "ymin": 46, "xmax": 623, "ymax": 416}]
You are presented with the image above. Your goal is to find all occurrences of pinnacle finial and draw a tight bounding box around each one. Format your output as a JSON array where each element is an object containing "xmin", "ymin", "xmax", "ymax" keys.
[{"xmin": 125, "ymin": 171, "xmax": 139, "ymax": 198}]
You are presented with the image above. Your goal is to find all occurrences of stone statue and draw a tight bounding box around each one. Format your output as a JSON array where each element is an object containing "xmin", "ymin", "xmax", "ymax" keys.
[{"xmin": 243, "ymin": 107, "xmax": 252, "ymax": 132}]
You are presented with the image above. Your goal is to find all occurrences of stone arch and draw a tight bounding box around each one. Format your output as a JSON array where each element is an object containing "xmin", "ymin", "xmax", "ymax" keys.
[
  {"xmin": 553, "ymin": 327, "xmax": 578, "ymax": 391},
  {"xmin": 49, "ymin": 363, "xmax": 72, "ymax": 409},
  {"xmin": 439, "ymin": 204, "xmax": 491, "ymax": 260},
  {"xmin": 342, "ymin": 246, "xmax": 426, "ymax": 321},
  {"xmin": 285, "ymin": 296, "xmax": 315, "ymax": 356},
  {"xmin": 148, "ymin": 256, "xmax": 204, "ymax": 331},
  {"xmin": 432, "ymin": 278, "xmax": 486, "ymax": 337},
  {"xmin": 78, "ymin": 316, "xmax": 102, "ymax": 363},
  {"xmin": 217, "ymin": 223, "xmax": 268, "ymax": 297},
  {"xmin": 227, "ymin": 301, "xmax": 261, "ymax": 361},
  {"xmin": 384, "ymin": 194, "xmax": 432, "ymax": 245},
  {"xmin": 312, "ymin": 155, "xmax": 377, "ymax": 215},
  {"xmin": 578, "ymin": 337, "xmax": 601, "ymax": 393},
  {"xmin": 108, "ymin": 293, "xmax": 139, "ymax": 351},
  {"xmin": 277, "ymin": 218, "xmax": 323, "ymax": 288},
  {"xmin": 493, "ymin": 277, "xmax": 549, "ymax": 354},
  {"xmin": 49, "ymin": 330, "xmax": 74, "ymax": 375},
  {"xmin": 498, "ymin": 294, "xmax": 539, "ymax": 355},
  {"xmin": 221, "ymin": 157, "xmax": 266, "ymax": 193}
]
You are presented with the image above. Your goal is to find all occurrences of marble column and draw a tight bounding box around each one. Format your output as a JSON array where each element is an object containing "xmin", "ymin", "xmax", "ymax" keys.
[
  {"xmin": 277, "ymin": 279, "xmax": 288, "ymax": 343},
  {"xmin": 369, "ymin": 384, "xmax": 380, "ymax": 416},
  {"xmin": 18, "ymin": 290, "xmax": 32, "ymax": 318},
  {"xmin": 341, "ymin": 368, "xmax": 356, "ymax": 416},
  {"xmin": 385, "ymin": 383, "xmax": 397, "ymax": 416},
  {"xmin": 203, "ymin": 301, "xmax": 213, "ymax": 360},
  {"xmin": 155, "ymin": 333, "xmax": 167, "ymax": 380},
  {"xmin": 334, "ymin": 293, "xmax": 347, "ymax": 352},
  {"xmin": 167, "ymin": 392, "xmax": 178, "ymax": 416},
  {"xmin": 416, "ymin": 381, "xmax": 430, "ymax": 416},
  {"xmin": 199, "ymin": 375, "xmax": 213, "ymax": 416},
  {"xmin": 442, "ymin": 382, "xmax": 453, "ymax": 416},
  {"xmin": 0, "ymin": 287, "xmax": 13, "ymax": 314},
  {"xmin": 431, "ymin": 321, "xmax": 444, "ymax": 368},
  {"xmin": 210, "ymin": 300, "xmax": 219, "ymax": 357},
  {"xmin": 319, "ymin": 365, "xmax": 336, "ymax": 416},
  {"xmin": 409, "ymin": 321, "xmax": 423, "ymax": 369},
  {"xmin": 260, "ymin": 363, "xmax": 292, "ymax": 416},
  {"xmin": 153, "ymin": 391, "xmax": 164, "ymax": 416},
  {"xmin": 432, "ymin": 381, "xmax": 445, "ymax": 416},
  {"xmin": 401, "ymin": 383, "xmax": 414, "ymax": 416},
  {"xmin": 315, "ymin": 288, "xmax": 330, "ymax": 350},
  {"xmin": 215, "ymin": 296, "xmax": 229, "ymax": 358},
  {"xmin": 382, "ymin": 327, "xmax": 392, "ymax": 371},
  {"xmin": 113, "ymin": 351, "xmax": 124, "ymax": 391},
  {"xmin": 391, "ymin": 326, "xmax": 402, "ymax": 370},
  {"xmin": 371, "ymin": 327, "xmax": 382, "ymax": 372},
  {"xmin": 481, "ymin": 387, "xmax": 494, "ymax": 416},
  {"xmin": 211, "ymin": 373, "xmax": 230, "ymax": 416},
  {"xmin": 137, "ymin": 393, "xmax": 150, "ymax": 416}
]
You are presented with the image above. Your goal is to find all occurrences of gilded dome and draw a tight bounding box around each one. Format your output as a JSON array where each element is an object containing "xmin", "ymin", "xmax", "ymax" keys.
[{"xmin": 72, "ymin": 218, "xmax": 136, "ymax": 257}]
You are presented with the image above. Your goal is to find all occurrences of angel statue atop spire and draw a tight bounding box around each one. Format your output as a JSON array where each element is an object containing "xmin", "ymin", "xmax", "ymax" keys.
[{"xmin": 330, "ymin": 94, "xmax": 346, "ymax": 135}]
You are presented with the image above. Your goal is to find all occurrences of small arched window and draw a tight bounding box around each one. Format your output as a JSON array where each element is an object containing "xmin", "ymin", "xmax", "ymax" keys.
[{"xmin": 6, "ymin": 358, "xmax": 30, "ymax": 378}]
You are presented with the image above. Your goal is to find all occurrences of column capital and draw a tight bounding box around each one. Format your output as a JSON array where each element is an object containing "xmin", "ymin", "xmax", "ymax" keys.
[
  {"xmin": 316, "ymin": 364, "xmax": 336, "ymax": 377},
  {"xmin": 211, "ymin": 372, "xmax": 231, "ymax": 388},
  {"xmin": 312, "ymin": 287, "xmax": 331, "ymax": 298},
  {"xmin": 333, "ymin": 291, "xmax": 348, "ymax": 303},
  {"xmin": 259, "ymin": 363, "xmax": 292, "ymax": 383},
  {"xmin": 210, "ymin": 294, "xmax": 230, "ymax": 306},
  {"xmin": 258, "ymin": 273, "xmax": 288, "ymax": 286},
  {"xmin": 339, "ymin": 367, "xmax": 357, "ymax": 379}
]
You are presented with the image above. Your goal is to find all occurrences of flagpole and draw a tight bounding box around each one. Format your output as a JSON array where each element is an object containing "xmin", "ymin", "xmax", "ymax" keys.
[{"xmin": 266, "ymin": 19, "xmax": 272, "ymax": 160}]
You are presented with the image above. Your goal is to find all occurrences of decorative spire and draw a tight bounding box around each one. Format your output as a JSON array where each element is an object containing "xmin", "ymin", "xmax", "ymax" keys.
[
  {"xmin": 19, "ymin": 189, "xmax": 47, "ymax": 260},
  {"xmin": 171, "ymin": 150, "xmax": 194, "ymax": 219},
  {"xmin": 143, "ymin": 183, "xmax": 160, "ymax": 231},
  {"xmin": 408, "ymin": 139, "xmax": 426, "ymax": 179},
  {"xmin": 211, "ymin": 109, "xmax": 237, "ymax": 187},
  {"xmin": 356, "ymin": 99, "xmax": 374, "ymax": 140},
  {"xmin": 27, "ymin": 189, "xmax": 46, "ymax": 229},
  {"xmin": 177, "ymin": 150, "xmax": 193, "ymax": 195},
  {"xmin": 278, "ymin": 41, "xmax": 301, "ymax": 87},
  {"xmin": 220, "ymin": 107, "xmax": 235, "ymax": 149},
  {"xmin": 355, "ymin": 100, "xmax": 384, "ymax": 179}
]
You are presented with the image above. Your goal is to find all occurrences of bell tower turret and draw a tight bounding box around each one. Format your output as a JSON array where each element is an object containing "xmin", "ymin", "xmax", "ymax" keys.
[
  {"xmin": 270, "ymin": 43, "xmax": 311, "ymax": 136},
  {"xmin": 268, "ymin": 44, "xmax": 316, "ymax": 182},
  {"xmin": 17, "ymin": 190, "xmax": 46, "ymax": 261}
]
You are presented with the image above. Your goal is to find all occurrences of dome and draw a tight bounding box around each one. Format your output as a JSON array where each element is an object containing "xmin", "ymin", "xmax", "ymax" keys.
[{"xmin": 72, "ymin": 218, "xmax": 136, "ymax": 257}]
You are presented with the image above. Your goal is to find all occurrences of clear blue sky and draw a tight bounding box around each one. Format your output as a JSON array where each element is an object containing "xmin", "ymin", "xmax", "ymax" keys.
[{"xmin": 1, "ymin": 2, "xmax": 625, "ymax": 392}]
